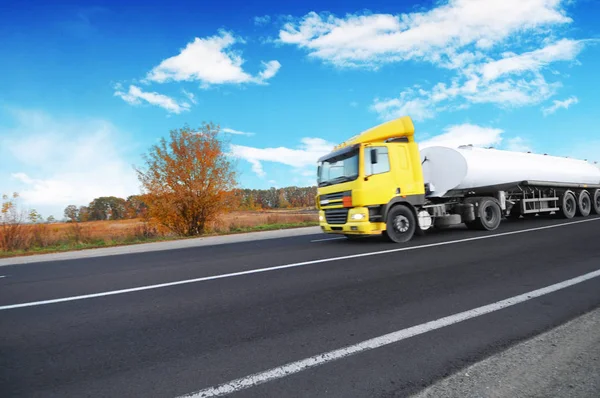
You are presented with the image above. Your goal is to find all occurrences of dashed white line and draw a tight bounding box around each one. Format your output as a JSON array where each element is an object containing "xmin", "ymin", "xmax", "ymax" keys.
[
  {"xmin": 176, "ymin": 267, "xmax": 600, "ymax": 397},
  {"xmin": 0, "ymin": 275, "xmax": 6, "ymax": 278},
  {"xmin": 1, "ymin": 217, "xmax": 599, "ymax": 311},
  {"xmin": 310, "ymin": 237, "xmax": 347, "ymax": 242}
]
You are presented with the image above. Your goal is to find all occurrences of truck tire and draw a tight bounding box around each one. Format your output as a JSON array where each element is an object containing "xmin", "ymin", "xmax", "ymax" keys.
[
  {"xmin": 384, "ymin": 205, "xmax": 416, "ymax": 243},
  {"xmin": 559, "ymin": 190, "xmax": 577, "ymax": 219},
  {"xmin": 465, "ymin": 198, "xmax": 502, "ymax": 231},
  {"xmin": 593, "ymin": 189, "xmax": 600, "ymax": 215},
  {"xmin": 576, "ymin": 191, "xmax": 592, "ymax": 217}
]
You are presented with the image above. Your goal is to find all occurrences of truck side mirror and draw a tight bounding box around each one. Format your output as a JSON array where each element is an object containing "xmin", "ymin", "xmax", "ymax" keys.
[{"xmin": 370, "ymin": 148, "xmax": 378, "ymax": 164}]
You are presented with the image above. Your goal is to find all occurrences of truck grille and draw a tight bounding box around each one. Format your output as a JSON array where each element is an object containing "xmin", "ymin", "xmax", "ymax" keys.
[
  {"xmin": 325, "ymin": 209, "xmax": 349, "ymax": 224},
  {"xmin": 321, "ymin": 191, "xmax": 346, "ymax": 201}
]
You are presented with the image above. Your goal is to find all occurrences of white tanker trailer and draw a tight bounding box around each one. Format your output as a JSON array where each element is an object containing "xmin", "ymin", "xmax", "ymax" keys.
[
  {"xmin": 418, "ymin": 145, "xmax": 600, "ymax": 231},
  {"xmin": 316, "ymin": 116, "xmax": 600, "ymax": 243}
]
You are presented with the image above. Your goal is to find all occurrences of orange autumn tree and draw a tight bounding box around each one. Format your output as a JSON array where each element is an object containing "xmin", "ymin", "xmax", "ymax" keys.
[{"xmin": 135, "ymin": 123, "xmax": 238, "ymax": 236}]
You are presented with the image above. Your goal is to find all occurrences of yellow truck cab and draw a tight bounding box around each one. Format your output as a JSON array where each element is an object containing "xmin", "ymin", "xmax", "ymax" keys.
[
  {"xmin": 316, "ymin": 116, "xmax": 427, "ymax": 243},
  {"xmin": 316, "ymin": 116, "xmax": 600, "ymax": 243}
]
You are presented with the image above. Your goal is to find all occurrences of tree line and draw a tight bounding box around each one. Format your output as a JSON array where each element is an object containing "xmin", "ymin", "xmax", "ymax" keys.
[
  {"xmin": 64, "ymin": 187, "xmax": 317, "ymax": 222},
  {"xmin": 235, "ymin": 186, "xmax": 317, "ymax": 210}
]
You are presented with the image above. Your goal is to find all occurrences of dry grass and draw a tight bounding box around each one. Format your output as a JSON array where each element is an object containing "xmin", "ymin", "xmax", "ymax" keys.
[{"xmin": 0, "ymin": 209, "xmax": 318, "ymax": 258}]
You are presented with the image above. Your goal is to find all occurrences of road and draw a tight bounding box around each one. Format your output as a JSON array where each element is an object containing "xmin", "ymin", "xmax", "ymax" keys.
[{"xmin": 1, "ymin": 216, "xmax": 600, "ymax": 397}]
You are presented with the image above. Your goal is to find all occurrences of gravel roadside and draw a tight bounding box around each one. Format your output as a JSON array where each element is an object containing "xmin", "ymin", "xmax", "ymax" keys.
[{"xmin": 412, "ymin": 307, "xmax": 600, "ymax": 398}]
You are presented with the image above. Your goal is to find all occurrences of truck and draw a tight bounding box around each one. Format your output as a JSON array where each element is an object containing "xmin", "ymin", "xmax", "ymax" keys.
[{"xmin": 316, "ymin": 116, "xmax": 600, "ymax": 243}]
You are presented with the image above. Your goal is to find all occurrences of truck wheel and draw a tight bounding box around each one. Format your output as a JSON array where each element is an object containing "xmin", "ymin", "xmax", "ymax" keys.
[
  {"xmin": 593, "ymin": 189, "xmax": 600, "ymax": 215},
  {"xmin": 384, "ymin": 205, "xmax": 416, "ymax": 243},
  {"xmin": 576, "ymin": 191, "xmax": 592, "ymax": 217},
  {"xmin": 469, "ymin": 198, "xmax": 502, "ymax": 231},
  {"xmin": 559, "ymin": 190, "xmax": 577, "ymax": 219}
]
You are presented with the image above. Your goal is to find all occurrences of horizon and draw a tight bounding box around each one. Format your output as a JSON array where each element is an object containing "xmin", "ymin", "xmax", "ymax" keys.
[{"xmin": 1, "ymin": 0, "xmax": 600, "ymax": 219}]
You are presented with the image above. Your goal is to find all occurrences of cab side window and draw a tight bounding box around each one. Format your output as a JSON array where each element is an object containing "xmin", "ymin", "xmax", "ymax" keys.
[{"xmin": 366, "ymin": 146, "xmax": 390, "ymax": 175}]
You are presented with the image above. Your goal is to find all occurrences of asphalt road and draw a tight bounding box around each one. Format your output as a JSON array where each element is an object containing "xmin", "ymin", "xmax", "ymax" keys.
[{"xmin": 1, "ymin": 215, "xmax": 600, "ymax": 397}]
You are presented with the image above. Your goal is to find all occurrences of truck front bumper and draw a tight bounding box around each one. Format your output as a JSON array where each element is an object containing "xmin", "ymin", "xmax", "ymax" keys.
[{"xmin": 318, "ymin": 208, "xmax": 385, "ymax": 235}]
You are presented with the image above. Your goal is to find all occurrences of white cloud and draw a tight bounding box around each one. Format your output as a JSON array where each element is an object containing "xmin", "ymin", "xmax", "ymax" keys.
[
  {"xmin": 145, "ymin": 30, "xmax": 280, "ymax": 86},
  {"xmin": 480, "ymin": 39, "xmax": 584, "ymax": 81},
  {"xmin": 506, "ymin": 136, "xmax": 533, "ymax": 152},
  {"xmin": 278, "ymin": 1, "xmax": 571, "ymax": 69},
  {"xmin": 371, "ymin": 38, "xmax": 580, "ymax": 121},
  {"xmin": 0, "ymin": 109, "xmax": 139, "ymax": 219},
  {"xmin": 114, "ymin": 84, "xmax": 190, "ymax": 114},
  {"xmin": 254, "ymin": 15, "xmax": 271, "ymax": 26},
  {"xmin": 419, "ymin": 124, "xmax": 504, "ymax": 149},
  {"xmin": 182, "ymin": 89, "xmax": 197, "ymax": 104},
  {"xmin": 222, "ymin": 128, "xmax": 255, "ymax": 136},
  {"xmin": 542, "ymin": 95, "xmax": 579, "ymax": 115},
  {"xmin": 279, "ymin": 3, "xmax": 587, "ymax": 120},
  {"xmin": 230, "ymin": 137, "xmax": 335, "ymax": 178},
  {"xmin": 372, "ymin": 92, "xmax": 436, "ymax": 122},
  {"xmin": 258, "ymin": 60, "xmax": 282, "ymax": 81}
]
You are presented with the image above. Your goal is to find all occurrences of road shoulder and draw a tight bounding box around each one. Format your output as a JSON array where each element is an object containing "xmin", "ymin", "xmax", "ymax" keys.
[
  {"xmin": 0, "ymin": 226, "xmax": 322, "ymax": 266},
  {"xmin": 412, "ymin": 306, "xmax": 600, "ymax": 398}
]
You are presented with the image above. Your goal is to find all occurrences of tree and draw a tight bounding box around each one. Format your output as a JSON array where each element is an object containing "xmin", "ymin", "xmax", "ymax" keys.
[
  {"xmin": 46, "ymin": 215, "xmax": 56, "ymax": 223},
  {"xmin": 135, "ymin": 123, "xmax": 238, "ymax": 236},
  {"xmin": 78, "ymin": 206, "xmax": 90, "ymax": 222},
  {"xmin": 64, "ymin": 205, "xmax": 79, "ymax": 222},
  {"xmin": 28, "ymin": 209, "xmax": 43, "ymax": 224},
  {"xmin": 1, "ymin": 192, "xmax": 27, "ymax": 251},
  {"xmin": 86, "ymin": 196, "xmax": 127, "ymax": 220},
  {"xmin": 126, "ymin": 195, "xmax": 148, "ymax": 218}
]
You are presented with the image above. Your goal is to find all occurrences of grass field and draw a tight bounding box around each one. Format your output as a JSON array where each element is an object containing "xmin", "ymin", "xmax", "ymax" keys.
[{"xmin": 0, "ymin": 209, "xmax": 318, "ymax": 258}]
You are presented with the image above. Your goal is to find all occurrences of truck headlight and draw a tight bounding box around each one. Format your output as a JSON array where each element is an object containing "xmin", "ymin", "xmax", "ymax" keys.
[
  {"xmin": 351, "ymin": 213, "xmax": 366, "ymax": 221},
  {"xmin": 319, "ymin": 215, "xmax": 324, "ymax": 221}
]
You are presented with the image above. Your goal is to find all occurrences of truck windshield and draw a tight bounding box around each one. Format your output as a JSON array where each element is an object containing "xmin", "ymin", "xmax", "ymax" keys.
[{"xmin": 317, "ymin": 149, "xmax": 359, "ymax": 187}]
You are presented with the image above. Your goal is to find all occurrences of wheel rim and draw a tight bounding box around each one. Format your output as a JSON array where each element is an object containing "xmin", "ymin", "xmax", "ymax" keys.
[
  {"xmin": 596, "ymin": 195, "xmax": 600, "ymax": 210},
  {"xmin": 582, "ymin": 196, "xmax": 590, "ymax": 211},
  {"xmin": 566, "ymin": 197, "xmax": 574, "ymax": 213},
  {"xmin": 484, "ymin": 207, "xmax": 495, "ymax": 223},
  {"xmin": 394, "ymin": 215, "xmax": 410, "ymax": 233}
]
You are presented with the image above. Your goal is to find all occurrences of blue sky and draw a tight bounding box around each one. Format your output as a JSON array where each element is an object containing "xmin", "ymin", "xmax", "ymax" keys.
[{"xmin": 1, "ymin": 0, "xmax": 599, "ymax": 218}]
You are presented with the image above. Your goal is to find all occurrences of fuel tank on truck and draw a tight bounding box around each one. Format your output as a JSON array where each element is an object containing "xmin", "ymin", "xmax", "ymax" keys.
[{"xmin": 420, "ymin": 146, "xmax": 600, "ymax": 197}]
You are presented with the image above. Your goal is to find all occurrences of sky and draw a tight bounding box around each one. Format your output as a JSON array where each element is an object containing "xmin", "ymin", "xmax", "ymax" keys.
[{"xmin": 1, "ymin": 0, "xmax": 599, "ymax": 219}]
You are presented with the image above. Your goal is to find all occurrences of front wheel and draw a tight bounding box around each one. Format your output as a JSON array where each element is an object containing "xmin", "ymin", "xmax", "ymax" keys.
[{"xmin": 384, "ymin": 205, "xmax": 416, "ymax": 243}]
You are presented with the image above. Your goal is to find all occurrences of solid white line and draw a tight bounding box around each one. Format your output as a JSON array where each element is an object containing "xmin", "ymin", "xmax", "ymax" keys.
[
  {"xmin": 177, "ymin": 267, "xmax": 600, "ymax": 397},
  {"xmin": 310, "ymin": 237, "xmax": 347, "ymax": 242},
  {"xmin": 1, "ymin": 217, "xmax": 598, "ymax": 311}
]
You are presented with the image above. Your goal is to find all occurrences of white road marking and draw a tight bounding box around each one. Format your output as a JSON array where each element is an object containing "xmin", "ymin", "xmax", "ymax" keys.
[
  {"xmin": 310, "ymin": 237, "xmax": 347, "ymax": 242},
  {"xmin": 177, "ymin": 268, "xmax": 600, "ymax": 397},
  {"xmin": 0, "ymin": 275, "xmax": 6, "ymax": 278},
  {"xmin": 1, "ymin": 217, "xmax": 598, "ymax": 311}
]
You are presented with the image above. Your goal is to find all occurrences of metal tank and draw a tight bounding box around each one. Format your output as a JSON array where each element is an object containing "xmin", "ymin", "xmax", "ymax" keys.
[{"xmin": 420, "ymin": 146, "xmax": 600, "ymax": 198}]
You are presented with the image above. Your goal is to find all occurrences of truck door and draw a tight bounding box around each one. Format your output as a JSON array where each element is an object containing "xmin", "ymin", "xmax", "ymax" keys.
[
  {"xmin": 394, "ymin": 145, "xmax": 417, "ymax": 196},
  {"xmin": 363, "ymin": 145, "xmax": 395, "ymax": 205}
]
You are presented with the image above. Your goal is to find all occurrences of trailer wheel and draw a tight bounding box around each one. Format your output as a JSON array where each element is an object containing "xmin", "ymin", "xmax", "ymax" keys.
[
  {"xmin": 559, "ymin": 190, "xmax": 577, "ymax": 219},
  {"xmin": 467, "ymin": 198, "xmax": 502, "ymax": 231},
  {"xmin": 576, "ymin": 191, "xmax": 592, "ymax": 217},
  {"xmin": 593, "ymin": 189, "xmax": 600, "ymax": 215},
  {"xmin": 384, "ymin": 205, "xmax": 416, "ymax": 243}
]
